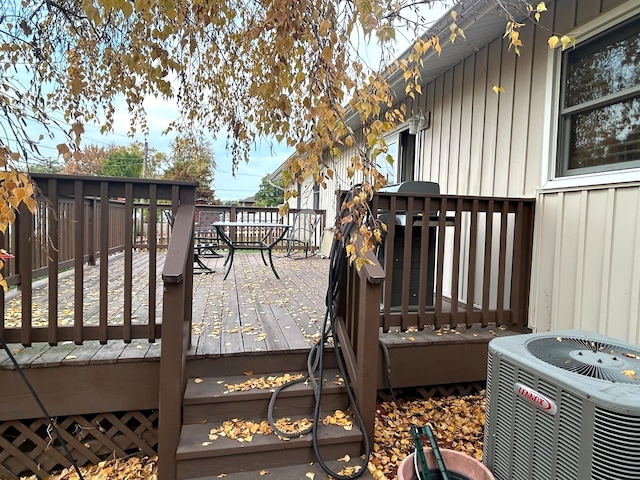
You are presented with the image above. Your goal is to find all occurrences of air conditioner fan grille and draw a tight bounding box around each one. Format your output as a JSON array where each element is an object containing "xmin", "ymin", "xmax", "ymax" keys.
[{"xmin": 525, "ymin": 336, "xmax": 640, "ymax": 384}]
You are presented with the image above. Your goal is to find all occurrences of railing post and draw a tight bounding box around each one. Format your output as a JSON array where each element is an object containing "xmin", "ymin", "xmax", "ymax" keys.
[
  {"xmin": 354, "ymin": 274, "xmax": 382, "ymax": 447},
  {"xmin": 157, "ymin": 203, "xmax": 195, "ymax": 480}
]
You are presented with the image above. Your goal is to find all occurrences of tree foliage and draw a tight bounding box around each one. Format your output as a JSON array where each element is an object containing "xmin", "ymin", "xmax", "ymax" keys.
[
  {"xmin": 0, "ymin": 0, "xmax": 573, "ymax": 277},
  {"xmin": 254, "ymin": 175, "xmax": 284, "ymax": 207},
  {"xmin": 163, "ymin": 134, "xmax": 216, "ymax": 200},
  {"xmin": 99, "ymin": 147, "xmax": 144, "ymax": 178}
]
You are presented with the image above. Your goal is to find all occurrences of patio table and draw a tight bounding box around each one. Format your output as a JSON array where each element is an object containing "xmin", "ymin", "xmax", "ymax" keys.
[{"xmin": 213, "ymin": 221, "xmax": 290, "ymax": 280}]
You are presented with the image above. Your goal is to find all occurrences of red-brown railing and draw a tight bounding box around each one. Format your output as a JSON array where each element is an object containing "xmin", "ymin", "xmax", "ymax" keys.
[
  {"xmin": 335, "ymin": 191, "xmax": 535, "ymax": 445},
  {"xmin": 0, "ymin": 173, "xmax": 197, "ymax": 346}
]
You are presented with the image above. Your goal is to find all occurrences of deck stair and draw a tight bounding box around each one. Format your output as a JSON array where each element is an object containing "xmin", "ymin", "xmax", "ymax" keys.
[{"xmin": 176, "ymin": 369, "xmax": 373, "ymax": 479}]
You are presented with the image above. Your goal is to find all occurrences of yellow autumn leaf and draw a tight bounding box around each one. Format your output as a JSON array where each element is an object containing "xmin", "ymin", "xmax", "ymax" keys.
[
  {"xmin": 194, "ymin": 378, "xmax": 203, "ymax": 383},
  {"xmin": 492, "ymin": 85, "xmax": 506, "ymax": 95},
  {"xmin": 560, "ymin": 35, "xmax": 575, "ymax": 50},
  {"xmin": 548, "ymin": 35, "xmax": 559, "ymax": 49},
  {"xmin": 305, "ymin": 473, "xmax": 315, "ymax": 480},
  {"xmin": 622, "ymin": 370, "xmax": 637, "ymax": 380},
  {"xmin": 536, "ymin": 2, "xmax": 547, "ymax": 12}
]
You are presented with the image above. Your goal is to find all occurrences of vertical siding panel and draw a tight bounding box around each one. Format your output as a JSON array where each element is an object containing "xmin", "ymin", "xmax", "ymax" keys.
[
  {"xmin": 447, "ymin": 63, "xmax": 464, "ymax": 193},
  {"xmin": 469, "ymin": 46, "xmax": 489, "ymax": 196},
  {"xmin": 529, "ymin": 192, "xmax": 559, "ymax": 332},
  {"xmin": 458, "ymin": 56, "xmax": 475, "ymax": 195},
  {"xmin": 606, "ymin": 187, "xmax": 638, "ymax": 341},
  {"xmin": 554, "ymin": 0, "xmax": 578, "ymax": 33},
  {"xmin": 575, "ymin": 0, "xmax": 606, "ymax": 24},
  {"xmin": 419, "ymin": 80, "xmax": 436, "ymax": 181},
  {"xmin": 508, "ymin": 25, "xmax": 534, "ymax": 197},
  {"xmin": 555, "ymin": 192, "xmax": 581, "ymax": 327},
  {"xmin": 579, "ymin": 189, "xmax": 608, "ymax": 332},
  {"xmin": 629, "ymin": 188, "xmax": 640, "ymax": 344},
  {"xmin": 601, "ymin": 0, "xmax": 628, "ymax": 11},
  {"xmin": 439, "ymin": 69, "xmax": 454, "ymax": 190},
  {"xmin": 572, "ymin": 191, "xmax": 589, "ymax": 331},
  {"xmin": 431, "ymin": 75, "xmax": 444, "ymax": 183},
  {"xmin": 598, "ymin": 189, "xmax": 616, "ymax": 334},
  {"xmin": 525, "ymin": 11, "xmax": 554, "ymax": 195},
  {"xmin": 549, "ymin": 192, "xmax": 566, "ymax": 331},
  {"xmin": 494, "ymin": 41, "xmax": 516, "ymax": 197},
  {"xmin": 481, "ymin": 39, "xmax": 502, "ymax": 196}
]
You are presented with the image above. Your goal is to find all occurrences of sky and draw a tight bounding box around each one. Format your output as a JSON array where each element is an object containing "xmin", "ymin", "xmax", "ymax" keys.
[{"xmin": 73, "ymin": 97, "xmax": 291, "ymax": 203}]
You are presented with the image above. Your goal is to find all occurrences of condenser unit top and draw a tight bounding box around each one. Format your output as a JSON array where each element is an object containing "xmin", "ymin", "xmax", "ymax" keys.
[{"xmin": 489, "ymin": 330, "xmax": 640, "ymax": 411}]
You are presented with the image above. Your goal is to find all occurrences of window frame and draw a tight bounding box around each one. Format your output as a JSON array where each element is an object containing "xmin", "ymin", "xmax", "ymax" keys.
[
  {"xmin": 557, "ymin": 13, "xmax": 640, "ymax": 177},
  {"xmin": 542, "ymin": 1, "xmax": 640, "ymax": 190}
]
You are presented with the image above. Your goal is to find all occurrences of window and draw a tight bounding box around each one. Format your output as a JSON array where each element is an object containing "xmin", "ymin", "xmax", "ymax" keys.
[
  {"xmin": 557, "ymin": 14, "xmax": 640, "ymax": 176},
  {"xmin": 312, "ymin": 182, "xmax": 320, "ymax": 210},
  {"xmin": 382, "ymin": 128, "xmax": 416, "ymax": 184}
]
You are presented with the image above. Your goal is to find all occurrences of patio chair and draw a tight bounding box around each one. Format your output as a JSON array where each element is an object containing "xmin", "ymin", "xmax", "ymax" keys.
[
  {"xmin": 285, "ymin": 209, "xmax": 322, "ymax": 258},
  {"xmin": 164, "ymin": 209, "xmax": 214, "ymax": 274}
]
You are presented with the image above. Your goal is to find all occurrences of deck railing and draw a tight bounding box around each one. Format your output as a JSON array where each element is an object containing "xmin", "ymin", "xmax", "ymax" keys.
[
  {"xmin": 335, "ymin": 191, "xmax": 535, "ymax": 444},
  {"xmin": 0, "ymin": 173, "xmax": 197, "ymax": 346}
]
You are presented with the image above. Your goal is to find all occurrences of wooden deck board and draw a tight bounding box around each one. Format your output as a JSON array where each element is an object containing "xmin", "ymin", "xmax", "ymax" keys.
[
  {"xmin": 0, "ymin": 251, "xmax": 331, "ymax": 369},
  {"xmin": 0, "ymin": 252, "xmax": 328, "ymax": 368}
]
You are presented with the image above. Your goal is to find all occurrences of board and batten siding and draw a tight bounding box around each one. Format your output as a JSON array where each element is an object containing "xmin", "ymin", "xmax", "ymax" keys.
[
  {"xmin": 407, "ymin": 0, "xmax": 638, "ymax": 341},
  {"xmin": 530, "ymin": 184, "xmax": 640, "ymax": 344}
]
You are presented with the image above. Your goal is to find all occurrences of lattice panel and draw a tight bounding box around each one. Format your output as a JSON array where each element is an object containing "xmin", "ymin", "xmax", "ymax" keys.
[
  {"xmin": 0, "ymin": 410, "xmax": 158, "ymax": 479},
  {"xmin": 378, "ymin": 382, "xmax": 486, "ymax": 403}
]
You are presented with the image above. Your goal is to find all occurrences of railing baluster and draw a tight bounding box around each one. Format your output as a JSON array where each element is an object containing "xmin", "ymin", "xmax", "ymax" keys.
[
  {"xmin": 48, "ymin": 179, "xmax": 59, "ymax": 346},
  {"xmin": 73, "ymin": 180, "xmax": 84, "ymax": 344},
  {"xmin": 465, "ymin": 198, "xmax": 479, "ymax": 327},
  {"xmin": 481, "ymin": 199, "xmax": 495, "ymax": 327},
  {"xmin": 435, "ymin": 196, "xmax": 447, "ymax": 328},
  {"xmin": 123, "ymin": 183, "xmax": 134, "ymax": 343},
  {"xmin": 18, "ymin": 203, "xmax": 34, "ymax": 346},
  {"xmin": 99, "ymin": 182, "xmax": 109, "ymax": 344},
  {"xmin": 496, "ymin": 200, "xmax": 510, "ymax": 326},
  {"xmin": 148, "ymin": 185, "xmax": 158, "ymax": 342},
  {"xmin": 451, "ymin": 198, "xmax": 463, "ymax": 326}
]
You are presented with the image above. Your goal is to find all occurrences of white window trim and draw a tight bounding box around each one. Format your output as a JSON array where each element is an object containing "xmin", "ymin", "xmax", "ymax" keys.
[{"xmin": 541, "ymin": 0, "xmax": 640, "ymax": 191}]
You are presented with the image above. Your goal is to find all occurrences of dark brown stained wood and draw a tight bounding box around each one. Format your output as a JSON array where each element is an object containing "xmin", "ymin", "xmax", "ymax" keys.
[
  {"xmin": 450, "ymin": 199, "xmax": 463, "ymax": 326},
  {"xmin": 100, "ymin": 181, "xmax": 110, "ymax": 344},
  {"xmin": 0, "ymin": 362, "xmax": 160, "ymax": 421},
  {"xmin": 48, "ymin": 178, "xmax": 60, "ymax": 346},
  {"xmin": 481, "ymin": 200, "xmax": 494, "ymax": 327},
  {"xmin": 74, "ymin": 180, "xmax": 85, "ymax": 344},
  {"xmin": 496, "ymin": 201, "xmax": 509, "ymax": 325},
  {"xmin": 200, "ymin": 460, "xmax": 375, "ymax": 480},
  {"xmin": 465, "ymin": 199, "xmax": 479, "ymax": 327},
  {"xmin": 176, "ymin": 420, "xmax": 364, "ymax": 478},
  {"xmin": 182, "ymin": 370, "xmax": 347, "ymax": 424}
]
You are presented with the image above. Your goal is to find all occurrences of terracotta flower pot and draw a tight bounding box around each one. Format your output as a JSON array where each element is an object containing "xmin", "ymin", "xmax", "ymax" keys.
[{"xmin": 397, "ymin": 448, "xmax": 495, "ymax": 480}]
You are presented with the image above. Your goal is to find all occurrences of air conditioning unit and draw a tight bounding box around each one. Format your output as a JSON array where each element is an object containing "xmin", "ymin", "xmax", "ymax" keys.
[{"xmin": 484, "ymin": 330, "xmax": 640, "ymax": 480}]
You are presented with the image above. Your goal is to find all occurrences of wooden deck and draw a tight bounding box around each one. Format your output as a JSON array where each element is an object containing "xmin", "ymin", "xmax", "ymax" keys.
[{"xmin": 1, "ymin": 250, "xmax": 330, "ymax": 370}]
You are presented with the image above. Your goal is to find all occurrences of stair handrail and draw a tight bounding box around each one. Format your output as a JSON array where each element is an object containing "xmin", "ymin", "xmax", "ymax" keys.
[
  {"xmin": 334, "ymin": 233, "xmax": 385, "ymax": 448},
  {"xmin": 157, "ymin": 203, "xmax": 196, "ymax": 480}
]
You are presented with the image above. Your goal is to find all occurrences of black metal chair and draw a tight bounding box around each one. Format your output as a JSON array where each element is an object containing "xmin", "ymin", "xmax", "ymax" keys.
[{"xmin": 285, "ymin": 209, "xmax": 322, "ymax": 258}]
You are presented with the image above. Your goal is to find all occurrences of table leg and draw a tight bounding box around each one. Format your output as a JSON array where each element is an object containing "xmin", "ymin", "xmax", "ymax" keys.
[
  {"xmin": 267, "ymin": 247, "xmax": 280, "ymax": 279},
  {"xmin": 259, "ymin": 248, "xmax": 268, "ymax": 266},
  {"xmin": 223, "ymin": 247, "xmax": 235, "ymax": 280}
]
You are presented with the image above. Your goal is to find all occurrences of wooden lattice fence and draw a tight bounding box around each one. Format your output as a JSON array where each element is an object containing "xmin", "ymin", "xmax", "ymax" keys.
[{"xmin": 0, "ymin": 410, "xmax": 158, "ymax": 479}]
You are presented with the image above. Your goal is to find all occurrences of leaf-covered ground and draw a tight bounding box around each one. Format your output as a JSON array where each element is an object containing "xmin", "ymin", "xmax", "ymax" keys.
[{"xmin": 27, "ymin": 390, "xmax": 486, "ymax": 480}]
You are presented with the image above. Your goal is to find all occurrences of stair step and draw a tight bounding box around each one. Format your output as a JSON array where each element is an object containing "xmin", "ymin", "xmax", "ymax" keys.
[
  {"xmin": 183, "ymin": 370, "xmax": 348, "ymax": 424},
  {"xmin": 176, "ymin": 419, "xmax": 365, "ymax": 478},
  {"xmin": 187, "ymin": 459, "xmax": 375, "ymax": 479}
]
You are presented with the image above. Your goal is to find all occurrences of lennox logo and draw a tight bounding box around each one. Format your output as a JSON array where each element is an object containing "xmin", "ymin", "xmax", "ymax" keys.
[{"xmin": 514, "ymin": 383, "xmax": 558, "ymax": 415}]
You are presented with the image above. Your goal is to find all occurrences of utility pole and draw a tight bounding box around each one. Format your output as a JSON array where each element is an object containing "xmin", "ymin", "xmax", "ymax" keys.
[{"xmin": 143, "ymin": 139, "xmax": 148, "ymax": 178}]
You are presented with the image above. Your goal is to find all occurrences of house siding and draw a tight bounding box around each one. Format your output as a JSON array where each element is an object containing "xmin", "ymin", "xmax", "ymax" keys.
[
  {"xmin": 530, "ymin": 184, "xmax": 640, "ymax": 344},
  {"xmin": 295, "ymin": 0, "xmax": 640, "ymax": 343}
]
